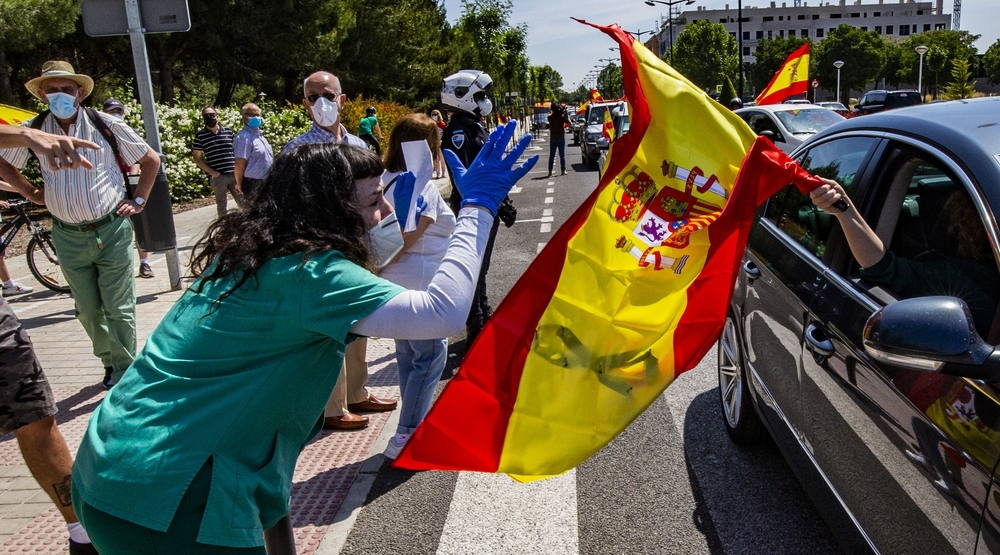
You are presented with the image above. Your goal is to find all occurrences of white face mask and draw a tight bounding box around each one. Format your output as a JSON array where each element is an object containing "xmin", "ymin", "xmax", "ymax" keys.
[
  {"xmin": 46, "ymin": 92, "xmax": 78, "ymax": 119},
  {"xmin": 476, "ymin": 98, "xmax": 493, "ymax": 116},
  {"xmin": 310, "ymin": 96, "xmax": 340, "ymax": 128},
  {"xmin": 367, "ymin": 211, "xmax": 404, "ymax": 269}
]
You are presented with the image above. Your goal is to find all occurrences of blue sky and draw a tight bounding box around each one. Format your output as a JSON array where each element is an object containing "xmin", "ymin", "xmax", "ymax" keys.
[{"xmin": 441, "ymin": 0, "xmax": 1000, "ymax": 88}]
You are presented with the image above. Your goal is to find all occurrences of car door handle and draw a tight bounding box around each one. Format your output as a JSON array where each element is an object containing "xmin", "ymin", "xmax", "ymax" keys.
[
  {"xmin": 743, "ymin": 260, "xmax": 761, "ymax": 281},
  {"xmin": 805, "ymin": 323, "xmax": 835, "ymax": 358}
]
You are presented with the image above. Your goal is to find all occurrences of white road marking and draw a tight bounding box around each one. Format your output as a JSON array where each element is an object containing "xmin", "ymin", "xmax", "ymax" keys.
[
  {"xmin": 509, "ymin": 186, "xmax": 523, "ymax": 194},
  {"xmin": 437, "ymin": 471, "xmax": 579, "ymax": 555},
  {"xmin": 541, "ymin": 216, "xmax": 554, "ymax": 223},
  {"xmin": 546, "ymin": 188, "xmax": 554, "ymax": 194},
  {"xmin": 540, "ymin": 223, "xmax": 552, "ymax": 233},
  {"xmin": 537, "ymin": 242, "xmax": 546, "ymax": 254},
  {"xmin": 544, "ymin": 197, "xmax": 553, "ymax": 204},
  {"xmin": 542, "ymin": 209, "xmax": 552, "ymax": 217},
  {"xmin": 547, "ymin": 181, "xmax": 554, "ymax": 186},
  {"xmin": 517, "ymin": 218, "xmax": 543, "ymax": 223}
]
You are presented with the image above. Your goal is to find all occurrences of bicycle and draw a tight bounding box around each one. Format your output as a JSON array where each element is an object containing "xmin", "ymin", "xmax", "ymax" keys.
[{"xmin": 0, "ymin": 199, "xmax": 69, "ymax": 294}]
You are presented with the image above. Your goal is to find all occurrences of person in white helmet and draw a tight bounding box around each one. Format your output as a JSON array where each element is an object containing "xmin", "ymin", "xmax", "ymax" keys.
[{"xmin": 440, "ymin": 70, "xmax": 513, "ymax": 344}]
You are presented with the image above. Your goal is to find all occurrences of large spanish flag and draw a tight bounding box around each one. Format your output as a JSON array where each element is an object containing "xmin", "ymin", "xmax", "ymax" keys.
[
  {"xmin": 0, "ymin": 104, "xmax": 36, "ymax": 125},
  {"xmin": 754, "ymin": 43, "xmax": 810, "ymax": 105},
  {"xmin": 394, "ymin": 22, "xmax": 824, "ymax": 480}
]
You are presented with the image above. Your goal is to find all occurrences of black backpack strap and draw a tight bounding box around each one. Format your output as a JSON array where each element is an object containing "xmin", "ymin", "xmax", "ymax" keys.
[
  {"xmin": 84, "ymin": 107, "xmax": 121, "ymax": 162},
  {"xmin": 28, "ymin": 110, "xmax": 50, "ymax": 130}
]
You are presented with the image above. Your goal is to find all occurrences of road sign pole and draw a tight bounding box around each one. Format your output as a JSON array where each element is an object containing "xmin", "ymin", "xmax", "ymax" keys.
[{"xmin": 124, "ymin": 0, "xmax": 182, "ymax": 290}]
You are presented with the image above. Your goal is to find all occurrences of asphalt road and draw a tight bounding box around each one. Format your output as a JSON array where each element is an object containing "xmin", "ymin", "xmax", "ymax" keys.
[{"xmin": 338, "ymin": 130, "xmax": 842, "ymax": 554}]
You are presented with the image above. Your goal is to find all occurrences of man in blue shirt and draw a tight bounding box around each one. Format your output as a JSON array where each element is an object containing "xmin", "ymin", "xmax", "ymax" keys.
[{"xmin": 234, "ymin": 103, "xmax": 273, "ymax": 197}]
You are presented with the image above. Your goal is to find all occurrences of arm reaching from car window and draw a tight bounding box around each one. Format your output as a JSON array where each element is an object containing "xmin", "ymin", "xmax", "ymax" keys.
[{"xmin": 809, "ymin": 177, "xmax": 886, "ymax": 268}]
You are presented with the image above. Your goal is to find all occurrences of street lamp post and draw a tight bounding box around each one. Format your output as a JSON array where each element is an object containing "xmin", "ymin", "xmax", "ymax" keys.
[
  {"xmin": 833, "ymin": 60, "xmax": 844, "ymax": 104},
  {"xmin": 644, "ymin": 0, "xmax": 696, "ymax": 65},
  {"xmin": 915, "ymin": 45, "xmax": 928, "ymax": 99},
  {"xmin": 737, "ymin": 0, "xmax": 743, "ymax": 100}
]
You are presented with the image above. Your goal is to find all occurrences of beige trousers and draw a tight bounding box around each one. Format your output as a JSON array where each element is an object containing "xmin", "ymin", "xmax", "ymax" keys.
[{"xmin": 325, "ymin": 338, "xmax": 370, "ymax": 417}]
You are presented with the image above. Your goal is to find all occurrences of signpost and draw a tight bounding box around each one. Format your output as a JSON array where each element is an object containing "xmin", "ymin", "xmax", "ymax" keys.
[{"xmin": 81, "ymin": 0, "xmax": 189, "ymax": 290}]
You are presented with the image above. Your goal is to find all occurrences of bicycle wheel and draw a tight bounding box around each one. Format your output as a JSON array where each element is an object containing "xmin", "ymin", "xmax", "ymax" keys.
[{"xmin": 26, "ymin": 231, "xmax": 71, "ymax": 294}]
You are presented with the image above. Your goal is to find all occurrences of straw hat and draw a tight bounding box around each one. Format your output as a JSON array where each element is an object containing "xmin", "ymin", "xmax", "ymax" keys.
[{"xmin": 25, "ymin": 61, "xmax": 94, "ymax": 101}]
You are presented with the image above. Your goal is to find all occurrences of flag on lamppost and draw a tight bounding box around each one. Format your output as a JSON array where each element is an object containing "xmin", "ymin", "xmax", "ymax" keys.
[
  {"xmin": 754, "ymin": 43, "xmax": 811, "ymax": 105},
  {"xmin": 393, "ymin": 21, "xmax": 824, "ymax": 481}
]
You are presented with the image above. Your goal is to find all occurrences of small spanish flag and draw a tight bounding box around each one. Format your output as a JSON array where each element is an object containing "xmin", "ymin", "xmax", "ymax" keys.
[
  {"xmin": 601, "ymin": 108, "xmax": 615, "ymax": 143},
  {"xmin": 393, "ymin": 21, "xmax": 823, "ymax": 481},
  {"xmin": 590, "ymin": 89, "xmax": 604, "ymax": 102},
  {"xmin": 754, "ymin": 43, "xmax": 810, "ymax": 105}
]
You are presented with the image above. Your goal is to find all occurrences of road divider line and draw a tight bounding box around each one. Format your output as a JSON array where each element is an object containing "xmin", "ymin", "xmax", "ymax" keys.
[
  {"xmin": 509, "ymin": 186, "xmax": 522, "ymax": 194},
  {"xmin": 516, "ymin": 218, "xmax": 543, "ymax": 223},
  {"xmin": 537, "ymin": 242, "xmax": 546, "ymax": 254},
  {"xmin": 542, "ymin": 209, "xmax": 552, "ymax": 217},
  {"xmin": 540, "ymin": 223, "xmax": 552, "ymax": 233},
  {"xmin": 546, "ymin": 188, "xmax": 554, "ymax": 194},
  {"xmin": 541, "ymin": 216, "xmax": 554, "ymax": 223},
  {"xmin": 544, "ymin": 197, "xmax": 553, "ymax": 204}
]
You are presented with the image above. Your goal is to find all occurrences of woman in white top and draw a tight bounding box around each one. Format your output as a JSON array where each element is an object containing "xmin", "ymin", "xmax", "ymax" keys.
[{"xmin": 380, "ymin": 114, "xmax": 457, "ymax": 459}]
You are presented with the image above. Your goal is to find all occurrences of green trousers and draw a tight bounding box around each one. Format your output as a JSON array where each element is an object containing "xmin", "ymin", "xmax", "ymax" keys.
[{"xmin": 51, "ymin": 214, "xmax": 136, "ymax": 382}]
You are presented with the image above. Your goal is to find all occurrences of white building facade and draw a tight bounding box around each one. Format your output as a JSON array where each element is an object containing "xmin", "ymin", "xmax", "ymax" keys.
[{"xmin": 652, "ymin": 0, "xmax": 950, "ymax": 62}]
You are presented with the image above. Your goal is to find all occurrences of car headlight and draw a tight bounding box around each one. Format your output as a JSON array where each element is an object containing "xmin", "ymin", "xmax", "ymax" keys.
[{"xmin": 586, "ymin": 132, "xmax": 601, "ymax": 141}]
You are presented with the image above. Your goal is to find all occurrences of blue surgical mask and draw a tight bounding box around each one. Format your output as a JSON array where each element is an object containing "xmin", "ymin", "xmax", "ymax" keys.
[
  {"xmin": 247, "ymin": 116, "xmax": 263, "ymax": 129},
  {"xmin": 46, "ymin": 92, "xmax": 78, "ymax": 119}
]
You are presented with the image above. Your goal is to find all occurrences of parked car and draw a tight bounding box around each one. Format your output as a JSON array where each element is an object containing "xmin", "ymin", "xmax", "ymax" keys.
[
  {"xmin": 571, "ymin": 112, "xmax": 586, "ymax": 145},
  {"xmin": 734, "ymin": 104, "xmax": 844, "ymax": 153},
  {"xmin": 816, "ymin": 101, "xmax": 850, "ymax": 117},
  {"xmin": 853, "ymin": 89, "xmax": 921, "ymax": 116},
  {"xmin": 596, "ymin": 105, "xmax": 630, "ymax": 178},
  {"xmin": 580, "ymin": 100, "xmax": 625, "ymax": 170},
  {"xmin": 783, "ymin": 99, "xmax": 812, "ymax": 105},
  {"xmin": 531, "ymin": 107, "xmax": 550, "ymax": 131},
  {"xmin": 720, "ymin": 97, "xmax": 1000, "ymax": 554}
]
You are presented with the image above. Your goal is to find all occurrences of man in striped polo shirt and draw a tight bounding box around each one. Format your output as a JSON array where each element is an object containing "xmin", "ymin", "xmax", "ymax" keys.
[
  {"xmin": 192, "ymin": 106, "xmax": 242, "ymax": 218},
  {"xmin": 0, "ymin": 61, "xmax": 160, "ymax": 390}
]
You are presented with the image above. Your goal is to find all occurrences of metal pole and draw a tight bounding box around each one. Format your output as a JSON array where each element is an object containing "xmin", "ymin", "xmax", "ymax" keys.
[
  {"xmin": 836, "ymin": 69, "xmax": 841, "ymax": 104},
  {"xmin": 737, "ymin": 0, "xmax": 744, "ymax": 99},
  {"xmin": 124, "ymin": 0, "xmax": 182, "ymax": 291},
  {"xmin": 668, "ymin": 11, "xmax": 674, "ymax": 65},
  {"xmin": 917, "ymin": 52, "xmax": 925, "ymax": 97}
]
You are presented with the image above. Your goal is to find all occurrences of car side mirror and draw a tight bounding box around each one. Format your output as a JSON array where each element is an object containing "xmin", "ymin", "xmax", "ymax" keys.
[
  {"xmin": 597, "ymin": 137, "xmax": 610, "ymax": 150},
  {"xmin": 759, "ymin": 129, "xmax": 776, "ymax": 141},
  {"xmin": 864, "ymin": 296, "xmax": 1000, "ymax": 380}
]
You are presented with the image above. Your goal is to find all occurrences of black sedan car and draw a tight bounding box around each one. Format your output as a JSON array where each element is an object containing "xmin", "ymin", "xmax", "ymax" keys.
[{"xmin": 720, "ymin": 97, "xmax": 1000, "ymax": 554}]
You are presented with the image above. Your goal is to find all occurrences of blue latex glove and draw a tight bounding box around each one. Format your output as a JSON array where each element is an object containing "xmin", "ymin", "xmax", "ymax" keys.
[
  {"xmin": 443, "ymin": 121, "xmax": 538, "ymax": 216},
  {"xmin": 392, "ymin": 171, "xmax": 416, "ymax": 228}
]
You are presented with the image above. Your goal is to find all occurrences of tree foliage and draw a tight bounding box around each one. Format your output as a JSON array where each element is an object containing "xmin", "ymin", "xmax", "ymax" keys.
[
  {"xmin": 813, "ymin": 25, "xmax": 886, "ymax": 95},
  {"xmin": 943, "ymin": 57, "xmax": 975, "ymax": 99},
  {"xmin": 888, "ymin": 30, "xmax": 979, "ymax": 90},
  {"xmin": 671, "ymin": 20, "xmax": 738, "ymax": 92},
  {"xmin": 983, "ymin": 39, "xmax": 1000, "ymax": 86},
  {"xmin": 596, "ymin": 64, "xmax": 622, "ymax": 100}
]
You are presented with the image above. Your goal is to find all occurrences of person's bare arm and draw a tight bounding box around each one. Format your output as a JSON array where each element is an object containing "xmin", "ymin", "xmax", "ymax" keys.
[
  {"xmin": 0, "ymin": 158, "xmax": 44, "ymax": 205},
  {"xmin": 810, "ymin": 177, "xmax": 885, "ymax": 268},
  {"xmin": 192, "ymin": 149, "xmax": 219, "ymax": 177},
  {"xmin": 116, "ymin": 148, "xmax": 159, "ymax": 217},
  {"xmin": 0, "ymin": 124, "xmax": 99, "ymax": 170},
  {"xmin": 233, "ymin": 158, "xmax": 247, "ymax": 194}
]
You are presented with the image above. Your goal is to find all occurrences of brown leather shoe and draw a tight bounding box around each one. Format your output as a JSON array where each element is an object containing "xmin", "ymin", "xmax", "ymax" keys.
[
  {"xmin": 348, "ymin": 394, "xmax": 398, "ymax": 413},
  {"xmin": 323, "ymin": 412, "xmax": 369, "ymax": 430}
]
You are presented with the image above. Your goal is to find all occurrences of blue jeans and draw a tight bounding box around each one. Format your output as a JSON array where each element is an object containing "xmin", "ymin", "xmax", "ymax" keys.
[
  {"xmin": 395, "ymin": 338, "xmax": 448, "ymax": 434},
  {"xmin": 548, "ymin": 138, "xmax": 566, "ymax": 174}
]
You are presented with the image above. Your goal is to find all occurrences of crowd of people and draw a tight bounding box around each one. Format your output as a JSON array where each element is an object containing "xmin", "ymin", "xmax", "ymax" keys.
[{"xmin": 0, "ymin": 58, "xmax": 536, "ymax": 554}]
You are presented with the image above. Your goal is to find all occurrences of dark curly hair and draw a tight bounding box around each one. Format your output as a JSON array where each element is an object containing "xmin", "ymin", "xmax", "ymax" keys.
[{"xmin": 189, "ymin": 142, "xmax": 383, "ymax": 303}]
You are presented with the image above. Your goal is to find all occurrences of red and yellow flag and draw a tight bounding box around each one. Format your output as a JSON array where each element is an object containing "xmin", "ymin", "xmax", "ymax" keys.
[
  {"xmin": 393, "ymin": 22, "xmax": 823, "ymax": 481},
  {"xmin": 601, "ymin": 108, "xmax": 615, "ymax": 142},
  {"xmin": 0, "ymin": 104, "xmax": 36, "ymax": 126},
  {"xmin": 590, "ymin": 89, "xmax": 604, "ymax": 102},
  {"xmin": 754, "ymin": 43, "xmax": 810, "ymax": 105}
]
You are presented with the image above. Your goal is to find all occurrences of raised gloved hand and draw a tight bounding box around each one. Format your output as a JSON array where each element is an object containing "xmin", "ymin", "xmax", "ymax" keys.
[
  {"xmin": 443, "ymin": 121, "xmax": 538, "ymax": 216},
  {"xmin": 392, "ymin": 171, "xmax": 416, "ymax": 228}
]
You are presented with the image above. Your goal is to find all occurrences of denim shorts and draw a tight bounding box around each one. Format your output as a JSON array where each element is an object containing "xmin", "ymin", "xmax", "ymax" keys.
[{"xmin": 0, "ymin": 298, "xmax": 56, "ymax": 436}]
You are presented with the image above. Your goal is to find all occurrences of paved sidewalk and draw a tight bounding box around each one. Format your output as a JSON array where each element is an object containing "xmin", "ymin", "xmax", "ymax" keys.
[{"xmin": 0, "ymin": 198, "xmax": 411, "ymax": 553}]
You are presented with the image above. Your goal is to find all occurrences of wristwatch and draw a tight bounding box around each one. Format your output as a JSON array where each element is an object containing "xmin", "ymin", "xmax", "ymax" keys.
[{"xmin": 134, "ymin": 196, "xmax": 145, "ymax": 206}]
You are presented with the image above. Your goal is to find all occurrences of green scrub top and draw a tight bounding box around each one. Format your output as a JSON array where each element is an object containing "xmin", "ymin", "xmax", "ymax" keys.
[
  {"xmin": 72, "ymin": 250, "xmax": 404, "ymax": 548},
  {"xmin": 358, "ymin": 115, "xmax": 377, "ymax": 136}
]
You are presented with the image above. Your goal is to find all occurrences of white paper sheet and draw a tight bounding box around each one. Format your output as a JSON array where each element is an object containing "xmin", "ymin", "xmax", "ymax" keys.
[{"xmin": 399, "ymin": 140, "xmax": 434, "ymax": 232}]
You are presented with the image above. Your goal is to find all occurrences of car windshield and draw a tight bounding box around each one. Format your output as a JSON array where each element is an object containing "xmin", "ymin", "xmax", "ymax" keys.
[
  {"xmin": 588, "ymin": 106, "xmax": 609, "ymax": 125},
  {"xmin": 774, "ymin": 109, "xmax": 844, "ymax": 134}
]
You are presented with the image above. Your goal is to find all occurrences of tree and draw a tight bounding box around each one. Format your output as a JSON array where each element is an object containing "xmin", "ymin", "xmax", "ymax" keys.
[
  {"xmin": 943, "ymin": 57, "xmax": 975, "ymax": 99},
  {"xmin": 814, "ymin": 25, "xmax": 886, "ymax": 98},
  {"xmin": 984, "ymin": 39, "xmax": 1000, "ymax": 86},
  {"xmin": 719, "ymin": 76, "xmax": 738, "ymax": 105},
  {"xmin": 926, "ymin": 46, "xmax": 948, "ymax": 99},
  {"xmin": 456, "ymin": 0, "xmax": 514, "ymax": 78},
  {"xmin": 596, "ymin": 63, "xmax": 622, "ymax": 100},
  {"xmin": 891, "ymin": 29, "xmax": 979, "ymax": 94},
  {"xmin": 749, "ymin": 36, "xmax": 809, "ymax": 96},
  {"xmin": 0, "ymin": 0, "xmax": 80, "ymax": 104},
  {"xmin": 671, "ymin": 20, "xmax": 738, "ymax": 92}
]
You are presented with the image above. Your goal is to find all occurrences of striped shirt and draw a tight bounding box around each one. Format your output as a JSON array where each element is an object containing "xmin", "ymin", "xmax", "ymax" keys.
[
  {"xmin": 192, "ymin": 126, "xmax": 236, "ymax": 174},
  {"xmin": 0, "ymin": 109, "xmax": 151, "ymax": 224},
  {"xmin": 281, "ymin": 123, "xmax": 367, "ymax": 154}
]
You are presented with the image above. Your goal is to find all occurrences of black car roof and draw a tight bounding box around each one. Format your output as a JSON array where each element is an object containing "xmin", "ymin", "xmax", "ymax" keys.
[{"xmin": 808, "ymin": 97, "xmax": 1000, "ymax": 204}]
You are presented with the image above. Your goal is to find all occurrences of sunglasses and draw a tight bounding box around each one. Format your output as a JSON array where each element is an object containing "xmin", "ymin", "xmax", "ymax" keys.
[{"xmin": 306, "ymin": 92, "xmax": 339, "ymax": 103}]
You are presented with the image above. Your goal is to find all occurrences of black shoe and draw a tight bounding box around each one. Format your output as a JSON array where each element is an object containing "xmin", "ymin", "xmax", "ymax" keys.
[
  {"xmin": 138, "ymin": 261, "xmax": 154, "ymax": 278},
  {"xmin": 103, "ymin": 366, "xmax": 114, "ymax": 389},
  {"xmin": 69, "ymin": 539, "xmax": 100, "ymax": 555}
]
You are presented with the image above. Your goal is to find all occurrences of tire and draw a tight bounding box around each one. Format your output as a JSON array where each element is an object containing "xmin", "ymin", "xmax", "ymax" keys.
[
  {"xmin": 718, "ymin": 313, "xmax": 765, "ymax": 444},
  {"xmin": 26, "ymin": 232, "xmax": 71, "ymax": 294},
  {"xmin": 584, "ymin": 151, "xmax": 598, "ymax": 170}
]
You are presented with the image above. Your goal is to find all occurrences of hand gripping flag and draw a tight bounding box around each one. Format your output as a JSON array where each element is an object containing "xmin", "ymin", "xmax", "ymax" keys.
[
  {"xmin": 393, "ymin": 21, "xmax": 824, "ymax": 481},
  {"xmin": 754, "ymin": 43, "xmax": 811, "ymax": 105}
]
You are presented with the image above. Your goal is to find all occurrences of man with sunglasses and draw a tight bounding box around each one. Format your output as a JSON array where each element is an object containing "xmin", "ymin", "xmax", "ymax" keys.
[
  {"xmin": 282, "ymin": 71, "xmax": 367, "ymax": 153},
  {"xmin": 283, "ymin": 71, "xmax": 396, "ymax": 431}
]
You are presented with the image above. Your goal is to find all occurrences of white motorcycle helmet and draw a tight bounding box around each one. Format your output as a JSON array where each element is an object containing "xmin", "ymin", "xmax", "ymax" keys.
[{"xmin": 441, "ymin": 70, "xmax": 494, "ymax": 117}]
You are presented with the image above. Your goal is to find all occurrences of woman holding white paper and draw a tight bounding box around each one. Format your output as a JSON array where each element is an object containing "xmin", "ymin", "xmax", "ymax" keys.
[{"xmin": 380, "ymin": 113, "xmax": 457, "ymax": 459}]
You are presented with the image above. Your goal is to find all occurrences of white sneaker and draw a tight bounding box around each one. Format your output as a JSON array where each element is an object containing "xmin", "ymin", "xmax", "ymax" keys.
[
  {"xmin": 383, "ymin": 433, "xmax": 411, "ymax": 460},
  {"xmin": 2, "ymin": 282, "xmax": 33, "ymax": 296}
]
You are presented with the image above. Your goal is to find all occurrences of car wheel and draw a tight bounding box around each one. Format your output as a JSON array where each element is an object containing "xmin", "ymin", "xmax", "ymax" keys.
[
  {"xmin": 718, "ymin": 313, "xmax": 765, "ymax": 444},
  {"xmin": 584, "ymin": 152, "xmax": 598, "ymax": 170}
]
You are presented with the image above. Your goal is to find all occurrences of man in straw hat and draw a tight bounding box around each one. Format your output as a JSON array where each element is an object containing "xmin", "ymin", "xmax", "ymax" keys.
[
  {"xmin": 0, "ymin": 61, "xmax": 160, "ymax": 391},
  {"xmin": 0, "ymin": 125, "xmax": 102, "ymax": 553}
]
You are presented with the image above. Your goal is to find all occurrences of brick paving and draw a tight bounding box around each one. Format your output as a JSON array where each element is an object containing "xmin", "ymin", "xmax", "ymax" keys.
[{"xmin": 0, "ymin": 199, "xmax": 408, "ymax": 553}]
